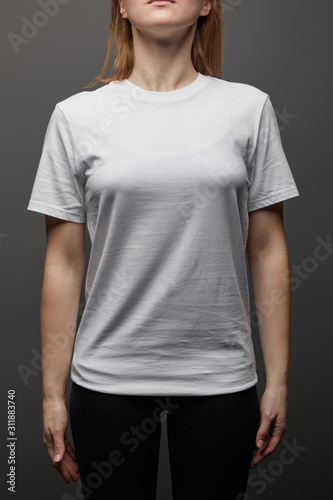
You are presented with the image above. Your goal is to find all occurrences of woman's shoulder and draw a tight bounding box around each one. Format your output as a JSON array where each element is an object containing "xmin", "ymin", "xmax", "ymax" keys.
[
  {"xmin": 205, "ymin": 74, "xmax": 269, "ymax": 107},
  {"xmin": 53, "ymin": 82, "xmax": 114, "ymax": 128}
]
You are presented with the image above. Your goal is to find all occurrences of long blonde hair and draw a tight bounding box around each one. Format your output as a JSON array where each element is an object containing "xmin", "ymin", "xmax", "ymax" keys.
[{"xmin": 84, "ymin": 0, "xmax": 224, "ymax": 88}]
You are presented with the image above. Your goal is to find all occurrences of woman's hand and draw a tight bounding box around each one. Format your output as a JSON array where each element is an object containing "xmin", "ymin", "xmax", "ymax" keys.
[
  {"xmin": 250, "ymin": 384, "xmax": 288, "ymax": 468},
  {"xmin": 42, "ymin": 397, "xmax": 79, "ymax": 483}
]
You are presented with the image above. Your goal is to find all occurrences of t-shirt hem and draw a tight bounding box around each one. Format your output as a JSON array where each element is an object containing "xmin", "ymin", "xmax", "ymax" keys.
[
  {"xmin": 27, "ymin": 201, "xmax": 85, "ymax": 223},
  {"xmin": 248, "ymin": 187, "xmax": 300, "ymax": 212},
  {"xmin": 69, "ymin": 372, "xmax": 259, "ymax": 396}
]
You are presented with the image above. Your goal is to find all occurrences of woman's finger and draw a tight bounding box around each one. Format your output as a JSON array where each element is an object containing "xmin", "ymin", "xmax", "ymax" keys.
[
  {"xmin": 251, "ymin": 425, "xmax": 286, "ymax": 467},
  {"xmin": 60, "ymin": 452, "xmax": 80, "ymax": 482},
  {"xmin": 64, "ymin": 435, "xmax": 78, "ymax": 462},
  {"xmin": 53, "ymin": 451, "xmax": 79, "ymax": 483},
  {"xmin": 255, "ymin": 413, "xmax": 272, "ymax": 450},
  {"xmin": 52, "ymin": 428, "xmax": 66, "ymax": 464}
]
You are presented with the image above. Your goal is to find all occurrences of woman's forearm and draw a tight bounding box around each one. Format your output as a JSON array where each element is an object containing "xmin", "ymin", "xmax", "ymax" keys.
[
  {"xmin": 247, "ymin": 247, "xmax": 291, "ymax": 388},
  {"xmin": 41, "ymin": 263, "xmax": 85, "ymax": 401}
]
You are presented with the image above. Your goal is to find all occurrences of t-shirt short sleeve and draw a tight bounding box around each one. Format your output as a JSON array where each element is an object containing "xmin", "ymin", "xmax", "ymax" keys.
[
  {"xmin": 247, "ymin": 95, "xmax": 300, "ymax": 212},
  {"xmin": 27, "ymin": 104, "xmax": 86, "ymax": 223}
]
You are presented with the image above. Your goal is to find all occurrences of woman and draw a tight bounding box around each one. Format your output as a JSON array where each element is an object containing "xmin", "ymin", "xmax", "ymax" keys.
[{"xmin": 27, "ymin": 0, "xmax": 300, "ymax": 498}]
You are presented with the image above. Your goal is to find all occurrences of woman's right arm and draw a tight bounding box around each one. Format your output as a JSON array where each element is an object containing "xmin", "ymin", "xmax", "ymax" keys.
[{"xmin": 41, "ymin": 215, "xmax": 86, "ymax": 483}]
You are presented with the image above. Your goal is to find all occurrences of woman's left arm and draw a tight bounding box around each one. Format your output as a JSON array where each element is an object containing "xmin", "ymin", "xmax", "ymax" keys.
[{"xmin": 246, "ymin": 201, "xmax": 290, "ymax": 468}]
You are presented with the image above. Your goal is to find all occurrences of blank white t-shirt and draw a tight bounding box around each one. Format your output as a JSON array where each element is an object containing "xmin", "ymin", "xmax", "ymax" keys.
[{"xmin": 27, "ymin": 72, "xmax": 300, "ymax": 395}]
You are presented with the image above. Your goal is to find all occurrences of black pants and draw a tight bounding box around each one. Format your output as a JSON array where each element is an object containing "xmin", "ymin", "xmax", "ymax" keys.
[{"xmin": 69, "ymin": 381, "xmax": 260, "ymax": 500}]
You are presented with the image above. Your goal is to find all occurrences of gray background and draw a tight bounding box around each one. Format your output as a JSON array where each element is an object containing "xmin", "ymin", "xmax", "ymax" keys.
[{"xmin": 1, "ymin": 0, "xmax": 332, "ymax": 499}]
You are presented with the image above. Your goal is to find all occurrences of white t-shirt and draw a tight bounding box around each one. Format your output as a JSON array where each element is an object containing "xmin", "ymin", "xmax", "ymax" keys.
[{"xmin": 27, "ymin": 72, "xmax": 300, "ymax": 396}]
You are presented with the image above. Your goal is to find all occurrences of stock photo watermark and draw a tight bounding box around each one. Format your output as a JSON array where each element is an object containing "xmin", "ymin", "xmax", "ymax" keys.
[
  {"xmin": 0, "ymin": 233, "xmax": 9, "ymax": 245},
  {"xmin": 178, "ymin": 100, "xmax": 297, "ymax": 224},
  {"xmin": 249, "ymin": 234, "xmax": 333, "ymax": 329},
  {"xmin": 7, "ymin": 0, "xmax": 245, "ymax": 55},
  {"xmin": 17, "ymin": 231, "xmax": 332, "ymax": 386},
  {"xmin": 8, "ymin": 0, "xmax": 72, "ymax": 54},
  {"xmin": 236, "ymin": 437, "xmax": 307, "ymax": 499},
  {"xmin": 75, "ymin": 87, "xmax": 147, "ymax": 161},
  {"xmin": 17, "ymin": 320, "xmax": 77, "ymax": 386},
  {"xmin": 223, "ymin": 0, "xmax": 246, "ymax": 14},
  {"xmin": 276, "ymin": 105, "xmax": 297, "ymax": 132},
  {"xmin": 60, "ymin": 397, "xmax": 180, "ymax": 500}
]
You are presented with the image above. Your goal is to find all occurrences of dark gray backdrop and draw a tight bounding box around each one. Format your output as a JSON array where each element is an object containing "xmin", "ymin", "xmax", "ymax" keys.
[{"xmin": 1, "ymin": 0, "xmax": 332, "ymax": 499}]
